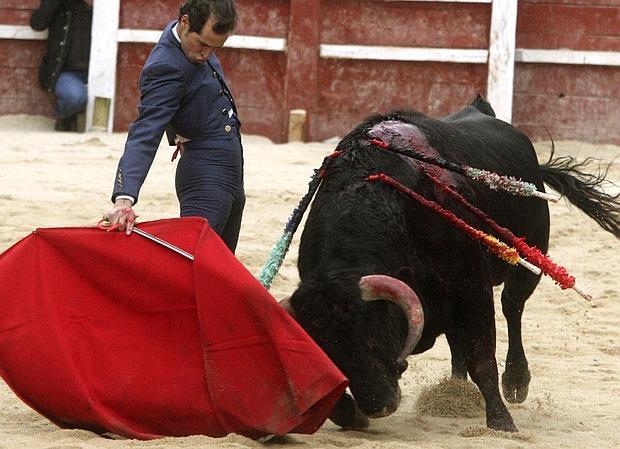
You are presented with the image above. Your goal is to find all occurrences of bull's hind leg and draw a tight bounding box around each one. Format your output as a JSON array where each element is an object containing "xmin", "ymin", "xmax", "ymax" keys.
[{"xmin": 500, "ymin": 269, "xmax": 540, "ymax": 403}]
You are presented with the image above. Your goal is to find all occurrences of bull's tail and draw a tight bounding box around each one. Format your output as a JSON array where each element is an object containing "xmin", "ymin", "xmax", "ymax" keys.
[{"xmin": 540, "ymin": 155, "xmax": 620, "ymax": 238}]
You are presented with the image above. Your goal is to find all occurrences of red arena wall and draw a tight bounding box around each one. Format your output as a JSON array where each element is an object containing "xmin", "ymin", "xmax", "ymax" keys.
[
  {"xmin": 513, "ymin": 0, "xmax": 620, "ymax": 143},
  {"xmin": 1, "ymin": 0, "xmax": 619, "ymax": 145}
]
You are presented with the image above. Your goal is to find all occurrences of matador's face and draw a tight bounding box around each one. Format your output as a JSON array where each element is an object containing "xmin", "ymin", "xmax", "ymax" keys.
[{"xmin": 177, "ymin": 15, "xmax": 229, "ymax": 65}]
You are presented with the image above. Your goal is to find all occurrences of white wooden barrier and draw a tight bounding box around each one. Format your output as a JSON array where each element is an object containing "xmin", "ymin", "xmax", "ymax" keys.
[
  {"xmin": 87, "ymin": 0, "xmax": 120, "ymax": 132},
  {"xmin": 486, "ymin": 0, "xmax": 518, "ymax": 123}
]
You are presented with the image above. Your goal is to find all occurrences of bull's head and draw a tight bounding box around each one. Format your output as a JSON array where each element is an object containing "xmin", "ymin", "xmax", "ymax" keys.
[{"xmin": 282, "ymin": 274, "xmax": 424, "ymax": 427}]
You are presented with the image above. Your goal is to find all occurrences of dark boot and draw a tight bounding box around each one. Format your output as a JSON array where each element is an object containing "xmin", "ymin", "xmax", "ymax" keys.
[
  {"xmin": 54, "ymin": 115, "xmax": 78, "ymax": 132},
  {"xmin": 76, "ymin": 112, "xmax": 86, "ymax": 132}
]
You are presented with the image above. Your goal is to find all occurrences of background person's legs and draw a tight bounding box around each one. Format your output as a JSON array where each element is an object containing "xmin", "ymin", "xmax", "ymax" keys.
[{"xmin": 54, "ymin": 71, "xmax": 88, "ymax": 131}]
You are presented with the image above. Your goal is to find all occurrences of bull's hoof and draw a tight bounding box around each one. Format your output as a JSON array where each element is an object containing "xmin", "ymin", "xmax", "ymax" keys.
[
  {"xmin": 501, "ymin": 367, "xmax": 531, "ymax": 403},
  {"xmin": 488, "ymin": 415, "xmax": 518, "ymax": 433},
  {"xmin": 329, "ymin": 393, "xmax": 369, "ymax": 430}
]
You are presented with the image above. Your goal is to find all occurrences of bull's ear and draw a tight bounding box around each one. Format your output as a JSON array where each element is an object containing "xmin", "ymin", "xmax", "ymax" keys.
[{"xmin": 471, "ymin": 94, "xmax": 496, "ymax": 117}]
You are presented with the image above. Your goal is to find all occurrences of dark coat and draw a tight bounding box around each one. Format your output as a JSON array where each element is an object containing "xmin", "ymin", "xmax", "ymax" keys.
[{"xmin": 30, "ymin": 0, "xmax": 92, "ymax": 91}]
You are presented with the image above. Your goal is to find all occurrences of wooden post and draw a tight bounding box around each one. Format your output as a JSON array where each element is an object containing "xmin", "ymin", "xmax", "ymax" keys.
[
  {"xmin": 288, "ymin": 109, "xmax": 307, "ymax": 142},
  {"xmin": 86, "ymin": 0, "xmax": 120, "ymax": 132},
  {"xmin": 284, "ymin": 0, "xmax": 321, "ymax": 142},
  {"xmin": 486, "ymin": 0, "xmax": 518, "ymax": 123},
  {"xmin": 92, "ymin": 97, "xmax": 111, "ymax": 129}
]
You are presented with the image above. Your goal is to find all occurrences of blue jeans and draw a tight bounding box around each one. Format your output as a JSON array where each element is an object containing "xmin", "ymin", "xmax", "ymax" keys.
[{"xmin": 54, "ymin": 71, "xmax": 88, "ymax": 119}]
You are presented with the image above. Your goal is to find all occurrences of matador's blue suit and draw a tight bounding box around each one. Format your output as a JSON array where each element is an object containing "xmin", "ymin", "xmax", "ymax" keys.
[{"xmin": 112, "ymin": 20, "xmax": 244, "ymax": 252}]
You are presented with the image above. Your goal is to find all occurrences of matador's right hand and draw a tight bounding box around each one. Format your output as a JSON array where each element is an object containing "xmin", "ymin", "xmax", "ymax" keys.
[{"xmin": 103, "ymin": 199, "xmax": 137, "ymax": 235}]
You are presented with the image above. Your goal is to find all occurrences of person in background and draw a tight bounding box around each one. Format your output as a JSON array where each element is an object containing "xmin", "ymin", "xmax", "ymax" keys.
[
  {"xmin": 30, "ymin": 0, "xmax": 93, "ymax": 132},
  {"xmin": 104, "ymin": 0, "xmax": 244, "ymax": 253}
]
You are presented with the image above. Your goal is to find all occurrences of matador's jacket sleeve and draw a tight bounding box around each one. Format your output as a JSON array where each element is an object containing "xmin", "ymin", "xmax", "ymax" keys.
[{"xmin": 111, "ymin": 56, "xmax": 186, "ymax": 204}]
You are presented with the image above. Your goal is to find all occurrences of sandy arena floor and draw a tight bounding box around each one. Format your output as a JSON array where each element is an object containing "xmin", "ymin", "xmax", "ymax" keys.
[{"xmin": 0, "ymin": 115, "xmax": 618, "ymax": 449}]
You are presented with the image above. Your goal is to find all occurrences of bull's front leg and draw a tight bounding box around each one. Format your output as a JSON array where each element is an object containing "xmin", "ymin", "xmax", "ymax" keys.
[
  {"xmin": 446, "ymin": 328, "xmax": 469, "ymax": 379},
  {"xmin": 469, "ymin": 357, "xmax": 517, "ymax": 431},
  {"xmin": 466, "ymin": 291, "xmax": 518, "ymax": 432}
]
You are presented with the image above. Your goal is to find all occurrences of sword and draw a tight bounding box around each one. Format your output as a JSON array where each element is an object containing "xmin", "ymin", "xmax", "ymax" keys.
[
  {"xmin": 132, "ymin": 227, "xmax": 194, "ymax": 261},
  {"xmin": 98, "ymin": 219, "xmax": 194, "ymax": 261}
]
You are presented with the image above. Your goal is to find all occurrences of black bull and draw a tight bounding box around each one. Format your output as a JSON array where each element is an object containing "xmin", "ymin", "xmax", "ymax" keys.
[{"xmin": 284, "ymin": 96, "xmax": 619, "ymax": 432}]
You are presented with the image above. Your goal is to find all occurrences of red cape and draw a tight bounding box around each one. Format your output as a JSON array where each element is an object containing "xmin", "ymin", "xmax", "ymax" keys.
[{"xmin": 0, "ymin": 218, "xmax": 347, "ymax": 439}]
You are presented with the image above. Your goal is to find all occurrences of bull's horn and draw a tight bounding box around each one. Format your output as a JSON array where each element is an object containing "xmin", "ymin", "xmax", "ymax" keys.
[
  {"xmin": 359, "ymin": 275, "xmax": 424, "ymax": 362},
  {"xmin": 279, "ymin": 296, "xmax": 297, "ymax": 318}
]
